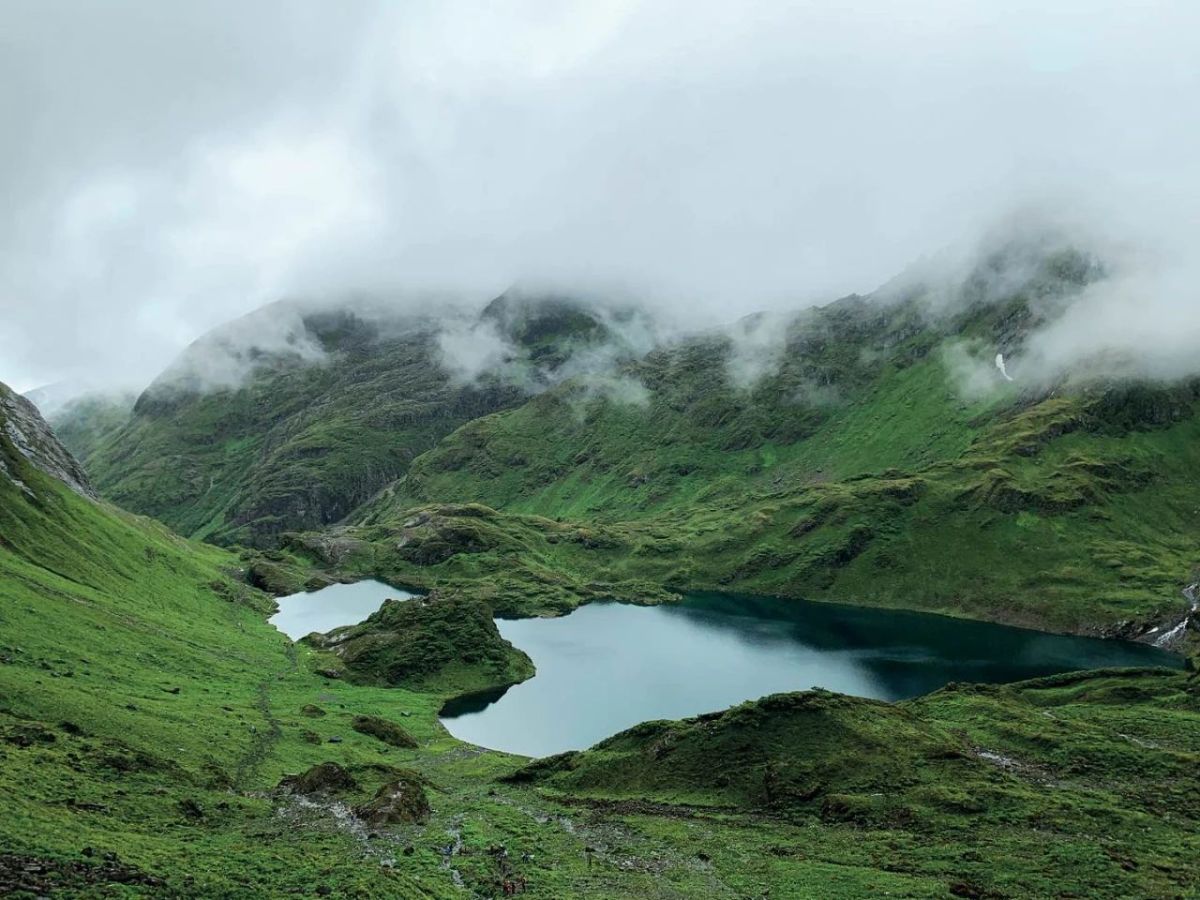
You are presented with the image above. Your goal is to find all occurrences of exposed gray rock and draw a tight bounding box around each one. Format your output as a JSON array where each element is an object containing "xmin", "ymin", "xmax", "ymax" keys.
[{"xmin": 0, "ymin": 382, "xmax": 96, "ymax": 499}]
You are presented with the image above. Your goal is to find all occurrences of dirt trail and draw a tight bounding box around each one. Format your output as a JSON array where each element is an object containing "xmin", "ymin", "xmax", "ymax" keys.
[{"xmin": 232, "ymin": 640, "xmax": 297, "ymax": 790}]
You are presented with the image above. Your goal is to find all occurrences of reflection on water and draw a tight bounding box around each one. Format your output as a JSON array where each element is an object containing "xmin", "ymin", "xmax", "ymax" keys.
[
  {"xmin": 441, "ymin": 592, "xmax": 1180, "ymax": 758},
  {"xmin": 269, "ymin": 579, "xmax": 415, "ymax": 639}
]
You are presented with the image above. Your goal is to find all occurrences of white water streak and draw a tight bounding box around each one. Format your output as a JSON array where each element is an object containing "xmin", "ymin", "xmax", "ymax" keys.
[{"xmin": 995, "ymin": 353, "xmax": 1014, "ymax": 382}]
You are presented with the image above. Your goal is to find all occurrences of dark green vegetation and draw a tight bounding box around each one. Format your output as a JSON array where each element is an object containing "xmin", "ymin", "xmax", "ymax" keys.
[
  {"xmin": 287, "ymin": 503, "xmax": 678, "ymax": 616},
  {"xmin": 351, "ymin": 715, "xmax": 419, "ymax": 748},
  {"xmin": 516, "ymin": 669, "xmax": 1200, "ymax": 898}
]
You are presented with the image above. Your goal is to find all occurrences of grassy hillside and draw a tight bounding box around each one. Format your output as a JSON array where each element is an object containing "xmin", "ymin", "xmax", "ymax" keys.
[
  {"xmin": 5, "ymin": 380, "xmax": 1200, "ymax": 897},
  {"xmin": 514, "ymin": 670, "xmax": 1200, "ymax": 898},
  {"xmin": 68, "ymin": 240, "xmax": 1200, "ymax": 638}
]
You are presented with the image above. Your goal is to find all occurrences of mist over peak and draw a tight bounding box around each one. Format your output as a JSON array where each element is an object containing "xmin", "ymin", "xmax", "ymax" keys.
[{"xmin": 3, "ymin": 2, "xmax": 1198, "ymax": 394}]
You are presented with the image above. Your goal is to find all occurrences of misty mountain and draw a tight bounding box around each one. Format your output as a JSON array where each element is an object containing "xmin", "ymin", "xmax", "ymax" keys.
[
  {"xmin": 66, "ymin": 293, "xmax": 624, "ymax": 546},
  {"xmin": 62, "ymin": 234, "xmax": 1200, "ymax": 640}
]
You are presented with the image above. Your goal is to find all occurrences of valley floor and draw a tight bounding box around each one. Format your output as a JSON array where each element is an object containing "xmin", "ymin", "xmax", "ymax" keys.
[{"xmin": 4, "ymin": 408, "xmax": 1200, "ymax": 897}]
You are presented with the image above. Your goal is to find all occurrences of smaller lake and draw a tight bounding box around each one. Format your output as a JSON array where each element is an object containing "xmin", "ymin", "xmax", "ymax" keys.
[
  {"xmin": 269, "ymin": 580, "xmax": 415, "ymax": 639},
  {"xmin": 440, "ymin": 592, "xmax": 1181, "ymax": 758}
]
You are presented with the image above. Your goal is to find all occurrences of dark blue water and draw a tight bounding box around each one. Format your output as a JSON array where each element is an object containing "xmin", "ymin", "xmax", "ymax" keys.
[{"xmin": 440, "ymin": 592, "xmax": 1180, "ymax": 758}]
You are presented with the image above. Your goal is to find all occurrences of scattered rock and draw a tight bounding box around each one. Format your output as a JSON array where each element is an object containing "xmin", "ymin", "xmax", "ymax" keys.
[
  {"xmin": 0, "ymin": 852, "xmax": 163, "ymax": 895},
  {"xmin": 316, "ymin": 668, "xmax": 343, "ymax": 680},
  {"xmin": 300, "ymin": 704, "xmax": 326, "ymax": 718}
]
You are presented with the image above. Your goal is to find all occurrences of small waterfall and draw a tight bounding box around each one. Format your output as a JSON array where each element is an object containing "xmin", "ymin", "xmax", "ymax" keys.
[{"xmin": 1153, "ymin": 583, "xmax": 1198, "ymax": 648}]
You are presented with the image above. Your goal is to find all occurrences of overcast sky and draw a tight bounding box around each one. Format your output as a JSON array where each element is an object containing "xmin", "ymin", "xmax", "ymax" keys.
[{"xmin": 2, "ymin": 0, "xmax": 1199, "ymax": 393}]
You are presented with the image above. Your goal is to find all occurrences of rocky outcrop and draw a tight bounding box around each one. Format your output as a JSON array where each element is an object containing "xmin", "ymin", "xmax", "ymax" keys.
[
  {"xmin": 0, "ymin": 382, "xmax": 95, "ymax": 499},
  {"xmin": 353, "ymin": 775, "xmax": 430, "ymax": 826},
  {"xmin": 304, "ymin": 590, "xmax": 534, "ymax": 693},
  {"xmin": 351, "ymin": 715, "xmax": 418, "ymax": 748},
  {"xmin": 277, "ymin": 762, "xmax": 357, "ymax": 795}
]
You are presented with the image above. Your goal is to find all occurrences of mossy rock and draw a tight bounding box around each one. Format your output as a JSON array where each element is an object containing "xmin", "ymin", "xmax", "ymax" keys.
[
  {"xmin": 353, "ymin": 775, "xmax": 431, "ymax": 826},
  {"xmin": 278, "ymin": 762, "xmax": 357, "ymax": 795},
  {"xmin": 313, "ymin": 591, "xmax": 534, "ymax": 694},
  {"xmin": 351, "ymin": 715, "xmax": 417, "ymax": 748}
]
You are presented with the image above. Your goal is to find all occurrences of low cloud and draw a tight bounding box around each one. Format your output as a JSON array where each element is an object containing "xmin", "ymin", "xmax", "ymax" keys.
[
  {"xmin": 3, "ymin": 3, "xmax": 1198, "ymax": 398},
  {"xmin": 724, "ymin": 312, "xmax": 793, "ymax": 390},
  {"xmin": 1020, "ymin": 266, "xmax": 1200, "ymax": 386},
  {"xmin": 151, "ymin": 302, "xmax": 330, "ymax": 395},
  {"xmin": 435, "ymin": 316, "xmax": 517, "ymax": 386}
]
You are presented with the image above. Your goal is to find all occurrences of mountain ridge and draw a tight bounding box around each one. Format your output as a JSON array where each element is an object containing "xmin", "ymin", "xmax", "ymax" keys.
[{"xmin": 49, "ymin": 239, "xmax": 1200, "ymax": 645}]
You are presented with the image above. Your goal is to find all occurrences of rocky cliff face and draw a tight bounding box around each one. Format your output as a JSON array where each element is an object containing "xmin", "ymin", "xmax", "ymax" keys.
[{"xmin": 0, "ymin": 382, "xmax": 96, "ymax": 499}]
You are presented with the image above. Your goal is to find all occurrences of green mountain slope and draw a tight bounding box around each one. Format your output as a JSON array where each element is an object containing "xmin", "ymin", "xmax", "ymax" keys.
[
  {"xmin": 349, "ymin": 247, "xmax": 1200, "ymax": 639},
  {"xmin": 77, "ymin": 303, "xmax": 528, "ymax": 547},
  {"xmin": 42, "ymin": 390, "xmax": 136, "ymax": 469},
  {"xmin": 75, "ymin": 293, "xmax": 645, "ymax": 549}
]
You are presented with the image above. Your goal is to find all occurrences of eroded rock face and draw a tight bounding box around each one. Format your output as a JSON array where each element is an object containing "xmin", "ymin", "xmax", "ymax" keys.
[{"xmin": 1, "ymin": 383, "xmax": 95, "ymax": 499}]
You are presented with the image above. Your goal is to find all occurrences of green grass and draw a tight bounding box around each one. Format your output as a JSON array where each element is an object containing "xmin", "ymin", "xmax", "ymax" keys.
[{"xmin": 319, "ymin": 381, "xmax": 1200, "ymax": 636}]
